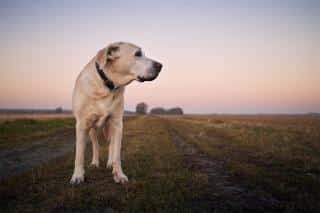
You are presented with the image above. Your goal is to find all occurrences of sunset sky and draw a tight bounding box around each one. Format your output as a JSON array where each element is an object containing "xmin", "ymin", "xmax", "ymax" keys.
[{"xmin": 0, "ymin": 0, "xmax": 319, "ymax": 113}]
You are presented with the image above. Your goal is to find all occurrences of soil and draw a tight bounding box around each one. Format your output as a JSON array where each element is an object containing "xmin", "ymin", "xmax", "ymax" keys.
[{"xmin": 0, "ymin": 129, "xmax": 75, "ymax": 180}]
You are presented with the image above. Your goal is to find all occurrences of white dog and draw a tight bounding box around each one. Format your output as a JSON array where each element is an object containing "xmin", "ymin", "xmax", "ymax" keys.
[{"xmin": 70, "ymin": 42, "xmax": 162, "ymax": 184}]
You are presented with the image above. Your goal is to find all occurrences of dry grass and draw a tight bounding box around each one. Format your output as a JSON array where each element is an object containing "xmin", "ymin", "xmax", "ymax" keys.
[
  {"xmin": 0, "ymin": 113, "xmax": 73, "ymax": 122},
  {"xmin": 166, "ymin": 115, "xmax": 320, "ymax": 212},
  {"xmin": 0, "ymin": 116, "xmax": 206, "ymax": 212},
  {"xmin": 0, "ymin": 118, "xmax": 75, "ymax": 150},
  {"xmin": 0, "ymin": 115, "xmax": 319, "ymax": 212}
]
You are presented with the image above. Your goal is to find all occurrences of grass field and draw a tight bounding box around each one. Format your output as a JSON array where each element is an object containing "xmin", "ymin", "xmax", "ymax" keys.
[
  {"xmin": 0, "ymin": 115, "xmax": 319, "ymax": 212},
  {"xmin": 0, "ymin": 118, "xmax": 75, "ymax": 150}
]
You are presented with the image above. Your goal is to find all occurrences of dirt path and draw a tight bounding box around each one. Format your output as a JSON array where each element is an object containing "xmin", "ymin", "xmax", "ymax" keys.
[
  {"xmin": 168, "ymin": 128, "xmax": 282, "ymax": 212},
  {"xmin": 0, "ymin": 129, "xmax": 75, "ymax": 180}
]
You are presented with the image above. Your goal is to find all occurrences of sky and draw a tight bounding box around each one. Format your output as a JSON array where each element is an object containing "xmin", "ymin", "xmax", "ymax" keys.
[{"xmin": 0, "ymin": 0, "xmax": 319, "ymax": 113}]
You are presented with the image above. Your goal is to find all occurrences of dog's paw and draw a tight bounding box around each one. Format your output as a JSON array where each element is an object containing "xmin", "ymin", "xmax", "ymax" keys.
[
  {"xmin": 113, "ymin": 173, "xmax": 128, "ymax": 184},
  {"xmin": 90, "ymin": 161, "xmax": 99, "ymax": 168},
  {"xmin": 70, "ymin": 171, "xmax": 85, "ymax": 184},
  {"xmin": 106, "ymin": 160, "xmax": 113, "ymax": 169}
]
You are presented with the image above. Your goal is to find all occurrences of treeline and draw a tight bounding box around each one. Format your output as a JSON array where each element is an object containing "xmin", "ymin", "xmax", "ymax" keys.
[
  {"xmin": 150, "ymin": 107, "xmax": 183, "ymax": 115},
  {"xmin": 136, "ymin": 103, "xmax": 183, "ymax": 115}
]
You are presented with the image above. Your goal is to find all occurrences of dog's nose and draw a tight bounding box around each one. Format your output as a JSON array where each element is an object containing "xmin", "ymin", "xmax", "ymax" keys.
[{"xmin": 153, "ymin": 62, "xmax": 162, "ymax": 72}]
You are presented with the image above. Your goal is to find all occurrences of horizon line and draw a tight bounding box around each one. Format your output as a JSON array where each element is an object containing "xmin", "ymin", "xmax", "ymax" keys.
[{"xmin": 0, "ymin": 108, "xmax": 319, "ymax": 115}]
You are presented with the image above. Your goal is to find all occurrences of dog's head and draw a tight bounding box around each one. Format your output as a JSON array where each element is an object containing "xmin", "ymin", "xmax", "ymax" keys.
[{"xmin": 96, "ymin": 42, "xmax": 162, "ymax": 86}]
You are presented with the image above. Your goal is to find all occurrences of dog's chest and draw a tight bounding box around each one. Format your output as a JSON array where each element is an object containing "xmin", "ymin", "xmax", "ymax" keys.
[
  {"xmin": 97, "ymin": 95, "xmax": 121, "ymax": 113},
  {"xmin": 93, "ymin": 90, "xmax": 123, "ymax": 125}
]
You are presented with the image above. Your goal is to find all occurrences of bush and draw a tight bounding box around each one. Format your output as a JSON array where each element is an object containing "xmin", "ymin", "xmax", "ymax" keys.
[
  {"xmin": 150, "ymin": 107, "xmax": 167, "ymax": 115},
  {"xmin": 167, "ymin": 108, "xmax": 183, "ymax": 115},
  {"xmin": 150, "ymin": 107, "xmax": 184, "ymax": 115},
  {"xmin": 55, "ymin": 107, "xmax": 63, "ymax": 113}
]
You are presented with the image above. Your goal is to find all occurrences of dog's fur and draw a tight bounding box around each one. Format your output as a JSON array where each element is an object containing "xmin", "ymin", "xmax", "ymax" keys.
[{"xmin": 70, "ymin": 42, "xmax": 162, "ymax": 184}]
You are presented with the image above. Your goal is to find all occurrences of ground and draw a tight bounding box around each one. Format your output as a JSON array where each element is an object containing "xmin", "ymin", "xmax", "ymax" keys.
[{"xmin": 0, "ymin": 114, "xmax": 319, "ymax": 212}]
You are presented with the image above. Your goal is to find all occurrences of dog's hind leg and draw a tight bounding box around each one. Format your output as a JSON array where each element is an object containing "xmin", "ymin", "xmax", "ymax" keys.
[
  {"xmin": 103, "ymin": 122, "xmax": 113, "ymax": 169},
  {"xmin": 89, "ymin": 128, "xmax": 99, "ymax": 167}
]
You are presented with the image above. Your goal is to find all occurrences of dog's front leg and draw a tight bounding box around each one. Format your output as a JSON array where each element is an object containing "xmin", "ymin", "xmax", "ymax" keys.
[
  {"xmin": 109, "ymin": 118, "xmax": 128, "ymax": 184},
  {"xmin": 70, "ymin": 121, "xmax": 88, "ymax": 184}
]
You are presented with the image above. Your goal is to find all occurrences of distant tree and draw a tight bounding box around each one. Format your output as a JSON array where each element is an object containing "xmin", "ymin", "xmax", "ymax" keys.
[
  {"xmin": 55, "ymin": 107, "xmax": 63, "ymax": 113},
  {"xmin": 150, "ymin": 107, "xmax": 167, "ymax": 115},
  {"xmin": 150, "ymin": 107, "xmax": 184, "ymax": 115},
  {"xmin": 167, "ymin": 107, "xmax": 184, "ymax": 115},
  {"xmin": 136, "ymin": 102, "xmax": 148, "ymax": 114}
]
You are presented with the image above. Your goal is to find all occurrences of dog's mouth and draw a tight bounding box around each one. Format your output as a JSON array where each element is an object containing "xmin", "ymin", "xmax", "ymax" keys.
[
  {"xmin": 137, "ymin": 76, "xmax": 146, "ymax": 82},
  {"xmin": 137, "ymin": 74, "xmax": 159, "ymax": 82}
]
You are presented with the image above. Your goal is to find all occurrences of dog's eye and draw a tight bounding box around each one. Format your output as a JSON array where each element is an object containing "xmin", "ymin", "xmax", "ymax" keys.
[{"xmin": 135, "ymin": 51, "xmax": 142, "ymax": 57}]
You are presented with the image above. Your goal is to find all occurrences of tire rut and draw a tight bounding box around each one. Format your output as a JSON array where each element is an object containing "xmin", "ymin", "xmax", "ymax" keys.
[
  {"xmin": 169, "ymin": 128, "xmax": 282, "ymax": 212},
  {"xmin": 0, "ymin": 130, "xmax": 75, "ymax": 180}
]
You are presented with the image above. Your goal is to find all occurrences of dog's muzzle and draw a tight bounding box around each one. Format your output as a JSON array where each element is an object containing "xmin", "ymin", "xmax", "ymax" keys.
[{"xmin": 138, "ymin": 61, "xmax": 162, "ymax": 82}]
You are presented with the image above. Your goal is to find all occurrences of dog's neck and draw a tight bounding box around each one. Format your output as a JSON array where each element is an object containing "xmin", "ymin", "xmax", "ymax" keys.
[{"xmin": 95, "ymin": 62, "xmax": 117, "ymax": 91}]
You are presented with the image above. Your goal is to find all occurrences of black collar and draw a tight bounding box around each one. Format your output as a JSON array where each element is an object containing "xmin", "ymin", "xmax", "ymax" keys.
[{"xmin": 95, "ymin": 62, "xmax": 115, "ymax": 90}]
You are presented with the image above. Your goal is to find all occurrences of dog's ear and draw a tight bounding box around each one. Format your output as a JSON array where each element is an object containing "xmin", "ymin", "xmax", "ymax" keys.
[
  {"xmin": 96, "ymin": 48, "xmax": 108, "ymax": 67},
  {"xmin": 106, "ymin": 45, "xmax": 120, "ymax": 62},
  {"xmin": 96, "ymin": 45, "xmax": 120, "ymax": 67}
]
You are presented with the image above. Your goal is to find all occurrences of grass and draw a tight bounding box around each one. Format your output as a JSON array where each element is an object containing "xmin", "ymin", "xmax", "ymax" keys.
[
  {"xmin": 0, "ymin": 115, "xmax": 320, "ymax": 212},
  {"xmin": 0, "ymin": 118, "xmax": 75, "ymax": 150},
  {"xmin": 0, "ymin": 116, "xmax": 207, "ymax": 212},
  {"xmin": 166, "ymin": 115, "xmax": 320, "ymax": 212}
]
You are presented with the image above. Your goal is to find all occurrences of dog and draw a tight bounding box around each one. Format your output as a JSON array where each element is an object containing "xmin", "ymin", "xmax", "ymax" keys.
[{"xmin": 70, "ymin": 42, "xmax": 162, "ymax": 184}]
